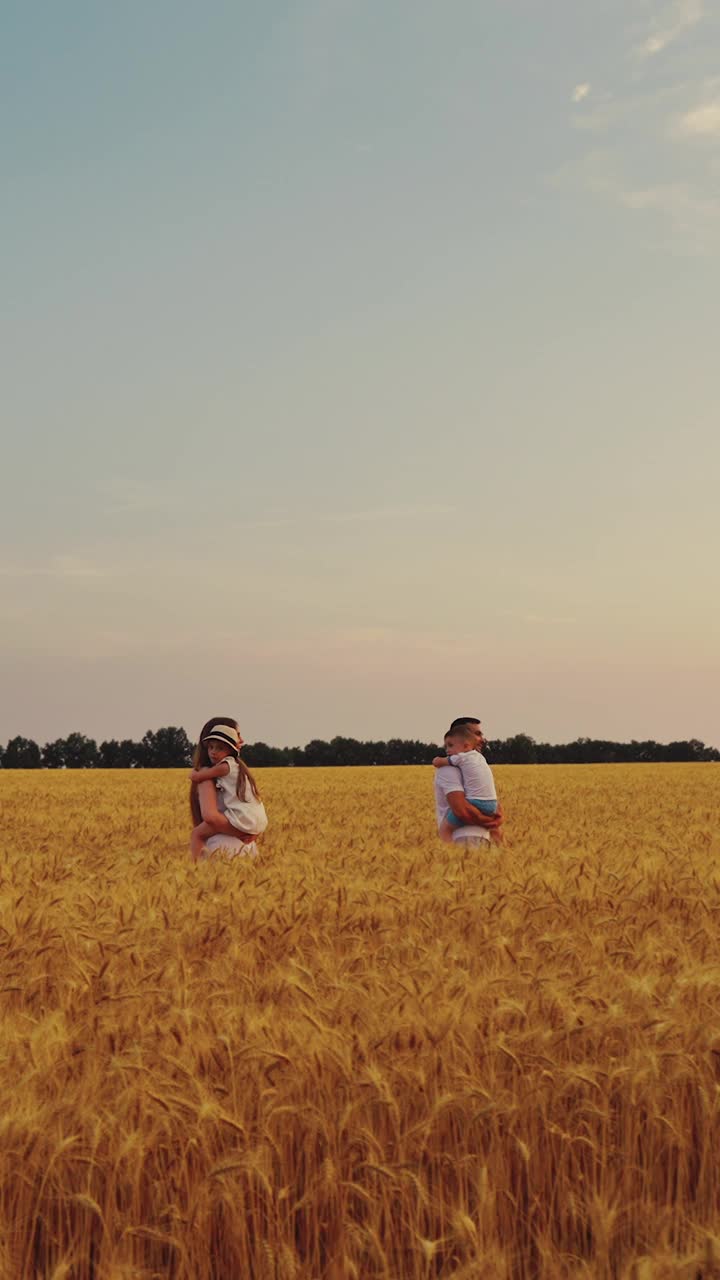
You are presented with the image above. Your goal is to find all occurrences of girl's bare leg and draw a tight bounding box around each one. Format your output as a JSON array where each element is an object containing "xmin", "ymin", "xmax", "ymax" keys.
[{"xmin": 190, "ymin": 821, "xmax": 212, "ymax": 860}]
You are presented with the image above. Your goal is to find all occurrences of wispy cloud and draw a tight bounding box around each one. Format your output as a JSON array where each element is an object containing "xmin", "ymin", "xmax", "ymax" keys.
[
  {"xmin": 568, "ymin": 148, "xmax": 720, "ymax": 245},
  {"xmin": 231, "ymin": 503, "xmax": 456, "ymax": 532},
  {"xmin": 499, "ymin": 610, "xmax": 578, "ymax": 627},
  {"xmin": 638, "ymin": 0, "xmax": 705, "ymax": 58},
  {"xmin": 314, "ymin": 503, "xmax": 455, "ymax": 525},
  {"xmin": 618, "ymin": 179, "xmax": 720, "ymax": 241},
  {"xmin": 0, "ymin": 556, "xmax": 103, "ymax": 580},
  {"xmin": 675, "ymin": 98, "xmax": 720, "ymax": 137},
  {"xmin": 105, "ymin": 485, "xmax": 456, "ymax": 529},
  {"xmin": 570, "ymin": 80, "xmax": 696, "ymax": 136},
  {"xmin": 104, "ymin": 481, "xmax": 187, "ymax": 515},
  {"xmin": 0, "ymin": 505, "xmax": 457, "ymax": 591},
  {"xmin": 562, "ymin": 3, "xmax": 718, "ymax": 248}
]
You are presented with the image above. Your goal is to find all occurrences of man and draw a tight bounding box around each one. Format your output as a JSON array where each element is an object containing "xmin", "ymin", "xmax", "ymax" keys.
[
  {"xmin": 204, "ymin": 834, "xmax": 259, "ymax": 859},
  {"xmin": 434, "ymin": 715, "xmax": 501, "ymax": 847}
]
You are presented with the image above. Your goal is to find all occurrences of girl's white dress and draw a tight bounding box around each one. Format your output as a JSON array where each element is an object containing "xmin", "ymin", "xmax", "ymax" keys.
[{"xmin": 216, "ymin": 759, "xmax": 268, "ymax": 835}]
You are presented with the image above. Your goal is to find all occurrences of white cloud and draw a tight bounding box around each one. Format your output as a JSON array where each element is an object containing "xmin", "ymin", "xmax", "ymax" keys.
[
  {"xmin": 51, "ymin": 556, "xmax": 104, "ymax": 579},
  {"xmin": 572, "ymin": 83, "xmax": 591, "ymax": 104},
  {"xmin": 500, "ymin": 611, "xmax": 578, "ymax": 626},
  {"xmin": 577, "ymin": 151, "xmax": 720, "ymax": 241},
  {"xmin": 231, "ymin": 503, "xmax": 457, "ymax": 531},
  {"xmin": 570, "ymin": 81, "xmax": 699, "ymax": 136},
  {"xmin": 104, "ymin": 481, "xmax": 187, "ymax": 515},
  {"xmin": 675, "ymin": 100, "xmax": 720, "ymax": 137},
  {"xmin": 639, "ymin": 0, "xmax": 704, "ymax": 58},
  {"xmin": 313, "ymin": 503, "xmax": 456, "ymax": 525},
  {"xmin": 105, "ymin": 484, "xmax": 455, "ymax": 530},
  {"xmin": 619, "ymin": 181, "xmax": 694, "ymax": 210},
  {"xmin": 0, "ymin": 556, "xmax": 103, "ymax": 580},
  {"xmin": 561, "ymin": 3, "xmax": 719, "ymax": 250},
  {"xmin": 555, "ymin": 146, "xmax": 720, "ymax": 249}
]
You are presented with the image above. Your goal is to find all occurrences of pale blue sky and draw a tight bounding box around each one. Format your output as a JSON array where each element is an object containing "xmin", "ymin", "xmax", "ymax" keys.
[{"xmin": 2, "ymin": 0, "xmax": 719, "ymax": 748}]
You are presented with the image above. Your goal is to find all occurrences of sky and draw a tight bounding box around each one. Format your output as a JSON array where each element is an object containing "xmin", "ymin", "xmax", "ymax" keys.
[{"xmin": 2, "ymin": 0, "xmax": 719, "ymax": 750}]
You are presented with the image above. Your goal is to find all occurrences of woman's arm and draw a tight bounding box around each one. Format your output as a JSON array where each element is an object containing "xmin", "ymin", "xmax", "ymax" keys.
[{"xmin": 195, "ymin": 779, "xmax": 224, "ymax": 822}]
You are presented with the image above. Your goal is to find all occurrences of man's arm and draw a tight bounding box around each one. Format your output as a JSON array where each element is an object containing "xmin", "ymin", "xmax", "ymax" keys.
[{"xmin": 446, "ymin": 791, "xmax": 503, "ymax": 828}]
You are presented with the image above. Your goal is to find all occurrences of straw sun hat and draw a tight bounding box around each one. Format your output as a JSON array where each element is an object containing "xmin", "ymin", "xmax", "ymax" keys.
[{"xmin": 202, "ymin": 724, "xmax": 243, "ymax": 754}]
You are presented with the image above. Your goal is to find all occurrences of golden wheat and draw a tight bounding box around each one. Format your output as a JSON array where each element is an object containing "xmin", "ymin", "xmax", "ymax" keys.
[{"xmin": 1, "ymin": 764, "xmax": 719, "ymax": 1278}]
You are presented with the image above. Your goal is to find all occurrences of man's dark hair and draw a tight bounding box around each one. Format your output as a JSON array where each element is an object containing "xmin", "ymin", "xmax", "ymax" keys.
[{"xmin": 449, "ymin": 716, "xmax": 481, "ymax": 730}]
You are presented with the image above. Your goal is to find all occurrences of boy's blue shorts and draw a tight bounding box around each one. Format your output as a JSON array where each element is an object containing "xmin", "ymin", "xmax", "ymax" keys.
[{"xmin": 446, "ymin": 798, "xmax": 497, "ymax": 828}]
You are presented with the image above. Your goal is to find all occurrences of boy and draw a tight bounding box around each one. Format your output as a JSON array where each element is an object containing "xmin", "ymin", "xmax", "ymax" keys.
[{"xmin": 433, "ymin": 723, "xmax": 498, "ymax": 843}]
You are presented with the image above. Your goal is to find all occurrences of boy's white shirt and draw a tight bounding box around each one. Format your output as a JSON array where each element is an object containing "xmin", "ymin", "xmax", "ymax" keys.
[
  {"xmin": 433, "ymin": 766, "xmax": 490, "ymax": 842},
  {"xmin": 447, "ymin": 749, "xmax": 497, "ymax": 802}
]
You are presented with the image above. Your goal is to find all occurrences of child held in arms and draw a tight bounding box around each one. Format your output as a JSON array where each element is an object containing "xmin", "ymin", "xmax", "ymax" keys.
[
  {"xmin": 433, "ymin": 723, "xmax": 498, "ymax": 843},
  {"xmin": 188, "ymin": 723, "xmax": 267, "ymax": 861}
]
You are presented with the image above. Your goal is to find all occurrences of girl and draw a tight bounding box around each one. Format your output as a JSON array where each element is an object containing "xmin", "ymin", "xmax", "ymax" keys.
[{"xmin": 189, "ymin": 717, "xmax": 268, "ymax": 861}]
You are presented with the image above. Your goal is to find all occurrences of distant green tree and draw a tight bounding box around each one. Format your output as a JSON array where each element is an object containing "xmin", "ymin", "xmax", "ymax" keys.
[
  {"xmin": 99, "ymin": 738, "xmax": 143, "ymax": 768},
  {"xmin": 244, "ymin": 742, "xmax": 284, "ymax": 767},
  {"xmin": 504, "ymin": 734, "xmax": 538, "ymax": 764},
  {"xmin": 328, "ymin": 736, "xmax": 362, "ymax": 766},
  {"xmin": 140, "ymin": 726, "xmax": 192, "ymax": 768},
  {"xmin": 63, "ymin": 733, "xmax": 99, "ymax": 769},
  {"xmin": 1, "ymin": 736, "xmax": 41, "ymax": 768},
  {"xmin": 4, "ymin": 727, "xmax": 718, "ymax": 769},
  {"xmin": 303, "ymin": 739, "xmax": 338, "ymax": 767},
  {"xmin": 666, "ymin": 739, "xmax": 709, "ymax": 762},
  {"xmin": 99, "ymin": 739, "xmax": 121, "ymax": 767},
  {"xmin": 42, "ymin": 739, "xmax": 67, "ymax": 768}
]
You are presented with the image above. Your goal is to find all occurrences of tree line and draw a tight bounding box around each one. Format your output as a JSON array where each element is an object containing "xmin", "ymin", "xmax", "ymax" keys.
[{"xmin": 1, "ymin": 729, "xmax": 718, "ymax": 769}]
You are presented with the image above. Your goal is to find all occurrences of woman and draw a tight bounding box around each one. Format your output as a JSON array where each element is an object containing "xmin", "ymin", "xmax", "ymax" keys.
[{"xmin": 189, "ymin": 715, "xmax": 265, "ymax": 859}]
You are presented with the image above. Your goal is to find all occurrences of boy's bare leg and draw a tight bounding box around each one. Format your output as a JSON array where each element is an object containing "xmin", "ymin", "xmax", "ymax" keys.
[{"xmin": 439, "ymin": 817, "xmax": 457, "ymax": 844}]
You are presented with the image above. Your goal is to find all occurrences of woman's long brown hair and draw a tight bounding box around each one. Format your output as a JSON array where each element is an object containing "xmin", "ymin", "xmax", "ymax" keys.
[{"xmin": 189, "ymin": 715, "xmax": 260, "ymax": 825}]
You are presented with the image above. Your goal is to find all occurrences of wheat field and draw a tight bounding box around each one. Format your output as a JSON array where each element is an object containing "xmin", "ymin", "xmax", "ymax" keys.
[{"xmin": 1, "ymin": 764, "xmax": 720, "ymax": 1279}]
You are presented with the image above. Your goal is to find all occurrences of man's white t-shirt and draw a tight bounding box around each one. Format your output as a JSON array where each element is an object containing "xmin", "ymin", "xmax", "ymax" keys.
[
  {"xmin": 205, "ymin": 833, "xmax": 259, "ymax": 859},
  {"xmin": 434, "ymin": 765, "xmax": 490, "ymax": 843}
]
